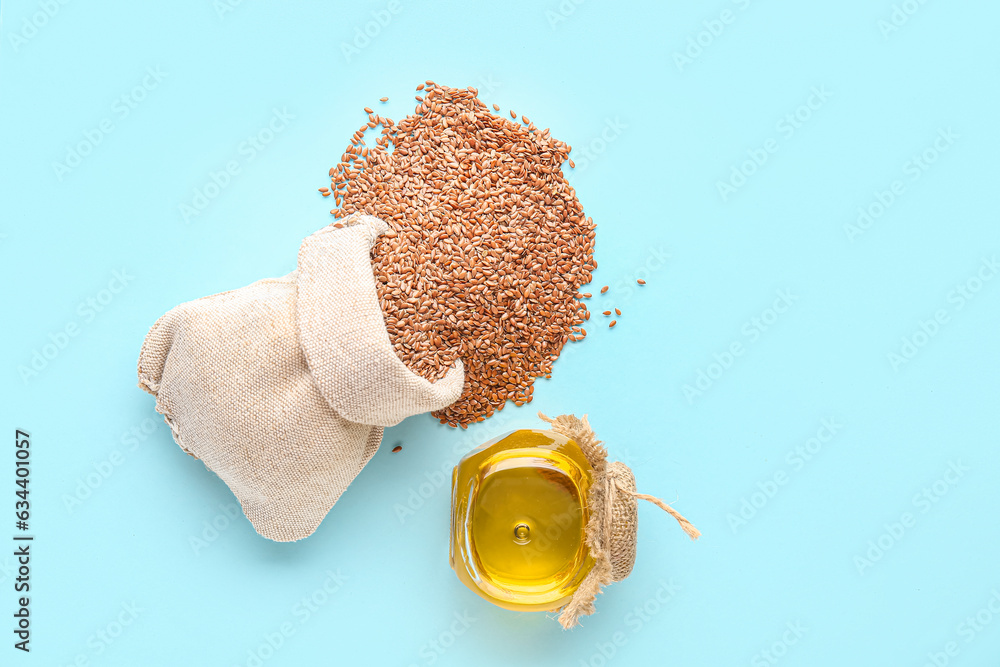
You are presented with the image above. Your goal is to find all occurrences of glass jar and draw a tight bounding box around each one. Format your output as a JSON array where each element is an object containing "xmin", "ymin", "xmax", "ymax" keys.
[{"xmin": 449, "ymin": 429, "xmax": 595, "ymax": 611}]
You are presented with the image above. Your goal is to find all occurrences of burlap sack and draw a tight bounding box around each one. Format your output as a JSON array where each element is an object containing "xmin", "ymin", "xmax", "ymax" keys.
[{"xmin": 137, "ymin": 214, "xmax": 464, "ymax": 542}]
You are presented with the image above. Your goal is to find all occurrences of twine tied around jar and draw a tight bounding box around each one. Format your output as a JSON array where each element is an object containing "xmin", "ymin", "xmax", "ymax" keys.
[{"xmin": 538, "ymin": 413, "xmax": 700, "ymax": 629}]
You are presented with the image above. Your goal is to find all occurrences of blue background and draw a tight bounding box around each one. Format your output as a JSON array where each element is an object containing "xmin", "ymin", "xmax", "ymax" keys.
[{"xmin": 2, "ymin": 1, "xmax": 999, "ymax": 665}]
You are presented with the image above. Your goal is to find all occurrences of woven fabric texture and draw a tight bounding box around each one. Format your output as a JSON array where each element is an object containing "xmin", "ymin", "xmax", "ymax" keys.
[
  {"xmin": 606, "ymin": 461, "xmax": 638, "ymax": 582},
  {"xmin": 137, "ymin": 214, "xmax": 463, "ymax": 542}
]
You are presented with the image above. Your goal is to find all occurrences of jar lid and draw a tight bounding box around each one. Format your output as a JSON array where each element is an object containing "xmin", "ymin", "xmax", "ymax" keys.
[
  {"xmin": 538, "ymin": 413, "xmax": 700, "ymax": 629},
  {"xmin": 606, "ymin": 461, "xmax": 638, "ymax": 582}
]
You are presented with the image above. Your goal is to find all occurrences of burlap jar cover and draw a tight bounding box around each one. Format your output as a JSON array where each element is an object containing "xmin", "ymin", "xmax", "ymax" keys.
[
  {"xmin": 539, "ymin": 413, "xmax": 700, "ymax": 629},
  {"xmin": 137, "ymin": 214, "xmax": 464, "ymax": 542}
]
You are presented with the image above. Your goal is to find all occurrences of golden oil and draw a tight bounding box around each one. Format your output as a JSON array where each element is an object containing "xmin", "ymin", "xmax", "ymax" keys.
[{"xmin": 450, "ymin": 429, "xmax": 595, "ymax": 611}]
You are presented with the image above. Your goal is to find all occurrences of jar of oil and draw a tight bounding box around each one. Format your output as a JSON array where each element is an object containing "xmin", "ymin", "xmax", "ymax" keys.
[{"xmin": 449, "ymin": 429, "xmax": 595, "ymax": 612}]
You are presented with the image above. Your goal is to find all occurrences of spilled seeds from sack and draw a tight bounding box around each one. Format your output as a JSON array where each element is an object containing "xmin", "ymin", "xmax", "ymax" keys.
[{"xmin": 328, "ymin": 82, "xmax": 595, "ymax": 427}]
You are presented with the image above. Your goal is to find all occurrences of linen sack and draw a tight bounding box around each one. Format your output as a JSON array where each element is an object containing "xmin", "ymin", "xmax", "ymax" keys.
[{"xmin": 137, "ymin": 214, "xmax": 464, "ymax": 542}]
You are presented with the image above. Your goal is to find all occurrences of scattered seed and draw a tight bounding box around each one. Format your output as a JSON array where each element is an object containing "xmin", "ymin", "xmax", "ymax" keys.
[
  {"xmin": 492, "ymin": 103, "xmax": 500, "ymax": 111},
  {"xmin": 582, "ymin": 292, "xmax": 592, "ymax": 298},
  {"xmin": 322, "ymin": 192, "xmax": 331, "ymax": 197},
  {"xmin": 615, "ymin": 308, "xmax": 621, "ymax": 316},
  {"xmin": 602, "ymin": 310, "xmax": 611, "ymax": 316},
  {"xmin": 391, "ymin": 445, "xmax": 402, "ymax": 453},
  {"xmin": 569, "ymin": 159, "xmax": 575, "ymax": 168},
  {"xmin": 318, "ymin": 187, "xmax": 329, "ymax": 193},
  {"xmin": 637, "ymin": 279, "xmax": 646, "ymax": 285},
  {"xmin": 510, "ymin": 110, "xmax": 517, "ymax": 119},
  {"xmin": 600, "ymin": 285, "xmax": 609, "ymax": 294},
  {"xmin": 380, "ymin": 96, "xmax": 389, "ymax": 102},
  {"xmin": 609, "ymin": 320, "xmax": 617, "ymax": 328},
  {"xmin": 329, "ymin": 83, "xmax": 595, "ymax": 426},
  {"xmin": 416, "ymin": 83, "xmax": 425, "ymax": 91}
]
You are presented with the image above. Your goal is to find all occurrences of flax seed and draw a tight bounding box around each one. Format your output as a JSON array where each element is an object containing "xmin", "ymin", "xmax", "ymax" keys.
[{"xmin": 327, "ymin": 83, "xmax": 596, "ymax": 426}]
